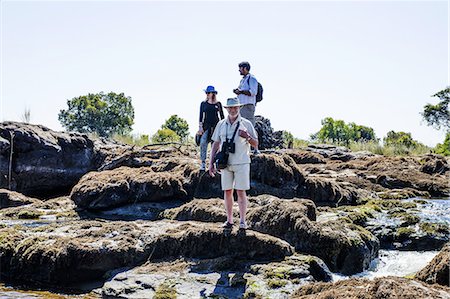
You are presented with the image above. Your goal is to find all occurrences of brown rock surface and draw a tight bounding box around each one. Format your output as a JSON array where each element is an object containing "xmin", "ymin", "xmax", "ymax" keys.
[
  {"xmin": 0, "ymin": 189, "xmax": 41, "ymax": 208},
  {"xmin": 292, "ymin": 276, "xmax": 450, "ymax": 299},
  {"xmin": 164, "ymin": 197, "xmax": 378, "ymax": 275},
  {"xmin": 416, "ymin": 243, "xmax": 450, "ymax": 287},
  {"xmin": 0, "ymin": 220, "xmax": 293, "ymax": 286}
]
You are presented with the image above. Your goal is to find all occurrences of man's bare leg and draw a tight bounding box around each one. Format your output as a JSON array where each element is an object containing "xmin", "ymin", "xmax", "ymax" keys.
[
  {"xmin": 224, "ymin": 189, "xmax": 234, "ymax": 224},
  {"xmin": 236, "ymin": 190, "xmax": 248, "ymax": 225}
]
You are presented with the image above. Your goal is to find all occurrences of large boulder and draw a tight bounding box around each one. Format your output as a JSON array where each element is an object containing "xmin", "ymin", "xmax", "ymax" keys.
[
  {"xmin": 292, "ymin": 276, "xmax": 450, "ymax": 299},
  {"xmin": 0, "ymin": 122, "xmax": 98, "ymax": 197},
  {"xmin": 416, "ymin": 243, "xmax": 450, "ymax": 287},
  {"xmin": 0, "ymin": 220, "xmax": 293, "ymax": 286}
]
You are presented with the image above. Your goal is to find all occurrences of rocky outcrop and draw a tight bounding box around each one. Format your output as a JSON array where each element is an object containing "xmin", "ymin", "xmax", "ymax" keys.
[
  {"xmin": 292, "ymin": 276, "xmax": 450, "ymax": 298},
  {"xmin": 247, "ymin": 200, "xmax": 379, "ymax": 275},
  {"xmin": 164, "ymin": 197, "xmax": 379, "ymax": 275},
  {"xmin": 416, "ymin": 243, "xmax": 450, "ymax": 287},
  {"xmin": 0, "ymin": 122, "xmax": 96, "ymax": 197},
  {"xmin": 0, "ymin": 220, "xmax": 293, "ymax": 286},
  {"xmin": 0, "ymin": 189, "xmax": 40, "ymax": 208},
  {"xmin": 254, "ymin": 115, "xmax": 285, "ymax": 150},
  {"xmin": 102, "ymin": 254, "xmax": 332, "ymax": 299}
]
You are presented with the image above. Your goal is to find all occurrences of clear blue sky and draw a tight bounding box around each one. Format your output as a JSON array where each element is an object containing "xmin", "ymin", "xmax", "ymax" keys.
[{"xmin": 1, "ymin": 0, "xmax": 448, "ymax": 146}]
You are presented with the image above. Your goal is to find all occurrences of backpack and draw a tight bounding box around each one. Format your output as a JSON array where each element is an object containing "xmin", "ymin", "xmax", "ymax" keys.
[{"xmin": 247, "ymin": 76, "xmax": 264, "ymax": 103}]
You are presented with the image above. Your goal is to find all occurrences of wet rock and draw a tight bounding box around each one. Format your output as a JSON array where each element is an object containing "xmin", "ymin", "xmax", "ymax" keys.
[
  {"xmin": 0, "ymin": 220, "xmax": 292, "ymax": 287},
  {"xmin": 416, "ymin": 243, "xmax": 450, "ymax": 287},
  {"xmin": 0, "ymin": 189, "xmax": 41, "ymax": 208},
  {"xmin": 292, "ymin": 276, "xmax": 450, "ymax": 299},
  {"xmin": 102, "ymin": 254, "xmax": 331, "ymax": 299},
  {"xmin": 0, "ymin": 196, "xmax": 78, "ymax": 221}
]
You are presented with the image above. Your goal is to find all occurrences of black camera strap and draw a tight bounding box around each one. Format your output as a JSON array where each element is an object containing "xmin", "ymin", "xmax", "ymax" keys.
[{"xmin": 226, "ymin": 121, "xmax": 240, "ymax": 144}]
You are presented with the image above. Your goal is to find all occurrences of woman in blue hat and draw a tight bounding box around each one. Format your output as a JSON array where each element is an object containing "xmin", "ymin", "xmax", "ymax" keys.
[{"xmin": 197, "ymin": 86, "xmax": 224, "ymax": 170}]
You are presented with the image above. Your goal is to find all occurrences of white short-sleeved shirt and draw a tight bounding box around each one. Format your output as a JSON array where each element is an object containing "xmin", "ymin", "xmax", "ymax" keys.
[{"xmin": 211, "ymin": 115, "xmax": 257, "ymax": 165}]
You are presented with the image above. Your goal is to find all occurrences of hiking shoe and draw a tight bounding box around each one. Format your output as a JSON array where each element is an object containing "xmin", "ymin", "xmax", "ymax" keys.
[
  {"xmin": 239, "ymin": 221, "xmax": 248, "ymax": 230},
  {"xmin": 222, "ymin": 221, "xmax": 233, "ymax": 229},
  {"xmin": 200, "ymin": 162, "xmax": 206, "ymax": 171}
]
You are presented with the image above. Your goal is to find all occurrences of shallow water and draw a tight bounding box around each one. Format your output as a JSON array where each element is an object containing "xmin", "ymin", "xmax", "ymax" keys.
[{"xmin": 332, "ymin": 249, "xmax": 439, "ymax": 281}]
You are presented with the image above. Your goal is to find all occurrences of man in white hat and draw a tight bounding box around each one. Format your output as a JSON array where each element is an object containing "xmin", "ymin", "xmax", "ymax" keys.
[{"xmin": 209, "ymin": 97, "xmax": 258, "ymax": 230}]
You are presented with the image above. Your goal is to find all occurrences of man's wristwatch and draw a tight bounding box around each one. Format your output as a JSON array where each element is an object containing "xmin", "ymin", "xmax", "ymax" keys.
[{"xmin": 246, "ymin": 136, "xmax": 252, "ymax": 142}]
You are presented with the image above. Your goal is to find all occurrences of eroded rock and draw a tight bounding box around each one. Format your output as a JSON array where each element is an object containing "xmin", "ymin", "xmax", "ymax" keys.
[
  {"xmin": 416, "ymin": 243, "xmax": 450, "ymax": 287},
  {"xmin": 0, "ymin": 220, "xmax": 293, "ymax": 286},
  {"xmin": 292, "ymin": 276, "xmax": 450, "ymax": 299}
]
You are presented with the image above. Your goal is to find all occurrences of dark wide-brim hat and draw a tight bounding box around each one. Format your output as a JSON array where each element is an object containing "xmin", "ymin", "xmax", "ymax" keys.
[{"xmin": 195, "ymin": 134, "xmax": 201, "ymax": 146}]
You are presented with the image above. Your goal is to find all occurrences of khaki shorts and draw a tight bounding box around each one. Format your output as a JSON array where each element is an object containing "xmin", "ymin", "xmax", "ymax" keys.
[{"xmin": 220, "ymin": 163, "xmax": 250, "ymax": 191}]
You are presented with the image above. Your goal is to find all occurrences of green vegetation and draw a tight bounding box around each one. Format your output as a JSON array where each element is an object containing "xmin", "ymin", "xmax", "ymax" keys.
[
  {"xmin": 421, "ymin": 87, "xmax": 450, "ymax": 155},
  {"xmin": 154, "ymin": 281, "xmax": 177, "ymax": 299},
  {"xmin": 151, "ymin": 128, "xmax": 181, "ymax": 143},
  {"xmin": 435, "ymin": 132, "xmax": 450, "ymax": 156},
  {"xmin": 389, "ymin": 211, "xmax": 420, "ymax": 226},
  {"xmin": 396, "ymin": 227, "xmax": 415, "ymax": 239},
  {"xmin": 421, "ymin": 87, "xmax": 450, "ymax": 131},
  {"xmin": 112, "ymin": 133, "xmax": 149, "ymax": 146},
  {"xmin": 311, "ymin": 117, "xmax": 377, "ymax": 146},
  {"xmin": 419, "ymin": 222, "xmax": 449, "ymax": 235},
  {"xmin": 58, "ymin": 92, "xmax": 134, "ymax": 137},
  {"xmin": 282, "ymin": 131, "xmax": 294, "ymax": 148},
  {"xmin": 161, "ymin": 115, "xmax": 190, "ymax": 142},
  {"xmin": 267, "ymin": 279, "xmax": 287, "ymax": 289}
]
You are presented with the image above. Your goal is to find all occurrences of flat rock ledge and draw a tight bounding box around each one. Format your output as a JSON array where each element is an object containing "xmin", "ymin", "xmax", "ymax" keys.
[{"xmin": 102, "ymin": 254, "xmax": 332, "ymax": 299}]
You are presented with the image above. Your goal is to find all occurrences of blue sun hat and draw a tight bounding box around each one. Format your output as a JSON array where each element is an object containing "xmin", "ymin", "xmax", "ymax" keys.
[{"xmin": 204, "ymin": 86, "xmax": 218, "ymax": 94}]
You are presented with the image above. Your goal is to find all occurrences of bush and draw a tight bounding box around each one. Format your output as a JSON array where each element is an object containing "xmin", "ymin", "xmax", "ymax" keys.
[
  {"xmin": 112, "ymin": 133, "xmax": 149, "ymax": 146},
  {"xmin": 151, "ymin": 128, "xmax": 180, "ymax": 143}
]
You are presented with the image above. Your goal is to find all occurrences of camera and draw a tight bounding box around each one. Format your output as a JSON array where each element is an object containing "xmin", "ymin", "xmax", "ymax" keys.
[{"xmin": 222, "ymin": 141, "xmax": 235, "ymax": 154}]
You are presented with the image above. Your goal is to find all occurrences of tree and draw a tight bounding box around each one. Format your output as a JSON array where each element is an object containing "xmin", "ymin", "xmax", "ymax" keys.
[
  {"xmin": 161, "ymin": 115, "xmax": 189, "ymax": 142},
  {"xmin": 58, "ymin": 92, "xmax": 134, "ymax": 137},
  {"xmin": 421, "ymin": 88, "xmax": 450, "ymax": 131},
  {"xmin": 151, "ymin": 128, "xmax": 180, "ymax": 143},
  {"xmin": 311, "ymin": 117, "xmax": 377, "ymax": 145},
  {"xmin": 383, "ymin": 131, "xmax": 418, "ymax": 148},
  {"xmin": 435, "ymin": 132, "xmax": 450, "ymax": 156}
]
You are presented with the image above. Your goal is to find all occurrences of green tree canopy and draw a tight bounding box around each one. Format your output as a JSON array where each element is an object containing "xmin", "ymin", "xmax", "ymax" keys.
[
  {"xmin": 421, "ymin": 87, "xmax": 450, "ymax": 131},
  {"xmin": 58, "ymin": 92, "xmax": 134, "ymax": 137},
  {"xmin": 383, "ymin": 131, "xmax": 420, "ymax": 148},
  {"xmin": 435, "ymin": 132, "xmax": 450, "ymax": 156},
  {"xmin": 311, "ymin": 117, "xmax": 377, "ymax": 145},
  {"xmin": 161, "ymin": 115, "xmax": 189, "ymax": 142}
]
